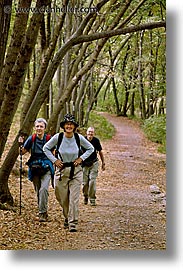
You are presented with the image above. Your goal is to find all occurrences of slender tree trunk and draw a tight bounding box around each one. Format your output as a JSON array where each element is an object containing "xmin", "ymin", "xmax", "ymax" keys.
[
  {"xmin": 130, "ymin": 90, "xmax": 135, "ymax": 116},
  {"xmin": 111, "ymin": 76, "xmax": 121, "ymax": 115},
  {"xmin": 122, "ymin": 90, "xmax": 130, "ymax": 117},
  {"xmin": 121, "ymin": 44, "xmax": 130, "ymax": 116},
  {"xmin": 75, "ymin": 74, "xmax": 89, "ymax": 122},
  {"xmin": 138, "ymin": 30, "xmax": 146, "ymax": 119},
  {"xmin": 148, "ymin": 30, "xmax": 154, "ymax": 117},
  {"xmin": 20, "ymin": 0, "xmax": 69, "ymax": 125}
]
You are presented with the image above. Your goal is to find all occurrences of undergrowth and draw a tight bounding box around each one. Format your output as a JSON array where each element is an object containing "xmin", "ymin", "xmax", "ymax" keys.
[
  {"xmin": 142, "ymin": 115, "xmax": 166, "ymax": 153},
  {"xmin": 83, "ymin": 111, "xmax": 115, "ymax": 141}
]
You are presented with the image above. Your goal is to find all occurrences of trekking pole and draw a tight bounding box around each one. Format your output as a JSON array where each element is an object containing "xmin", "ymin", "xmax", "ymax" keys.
[{"xmin": 18, "ymin": 137, "xmax": 23, "ymax": 215}]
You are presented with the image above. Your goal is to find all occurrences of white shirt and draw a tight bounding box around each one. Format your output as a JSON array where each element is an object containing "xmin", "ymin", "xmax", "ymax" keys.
[{"xmin": 43, "ymin": 133, "xmax": 94, "ymax": 163}]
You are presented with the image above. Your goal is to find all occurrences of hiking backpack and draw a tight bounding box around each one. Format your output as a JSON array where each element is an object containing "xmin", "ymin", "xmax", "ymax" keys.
[{"xmin": 32, "ymin": 133, "xmax": 51, "ymax": 143}]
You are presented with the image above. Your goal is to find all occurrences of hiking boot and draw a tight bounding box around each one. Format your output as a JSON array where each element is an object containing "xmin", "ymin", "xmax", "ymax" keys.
[
  {"xmin": 90, "ymin": 200, "xmax": 96, "ymax": 206},
  {"xmin": 69, "ymin": 225, "xmax": 77, "ymax": 232},
  {"xmin": 39, "ymin": 212, "xmax": 48, "ymax": 222},
  {"xmin": 84, "ymin": 197, "xmax": 88, "ymax": 205},
  {"xmin": 64, "ymin": 218, "xmax": 69, "ymax": 229}
]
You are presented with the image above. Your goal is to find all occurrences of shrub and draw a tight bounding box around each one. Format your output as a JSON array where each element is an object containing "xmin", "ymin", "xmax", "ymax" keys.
[
  {"xmin": 87, "ymin": 111, "xmax": 115, "ymax": 141},
  {"xmin": 142, "ymin": 115, "xmax": 166, "ymax": 153}
]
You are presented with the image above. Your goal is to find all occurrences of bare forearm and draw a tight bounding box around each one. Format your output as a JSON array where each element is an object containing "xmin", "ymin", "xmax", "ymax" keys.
[{"xmin": 99, "ymin": 151, "xmax": 105, "ymax": 164}]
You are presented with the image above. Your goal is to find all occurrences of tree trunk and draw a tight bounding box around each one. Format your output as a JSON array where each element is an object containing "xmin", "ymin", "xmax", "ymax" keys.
[
  {"xmin": 0, "ymin": 0, "xmax": 31, "ymax": 109},
  {"xmin": 130, "ymin": 91, "xmax": 135, "ymax": 116},
  {"xmin": 148, "ymin": 30, "xmax": 154, "ymax": 117},
  {"xmin": 0, "ymin": 0, "xmax": 49, "ymax": 158},
  {"xmin": 0, "ymin": 137, "xmax": 20, "ymax": 205},
  {"xmin": 138, "ymin": 31, "xmax": 146, "ymax": 119},
  {"xmin": 0, "ymin": 0, "xmax": 50, "ymax": 204},
  {"xmin": 0, "ymin": 0, "xmax": 12, "ymax": 75},
  {"xmin": 20, "ymin": 1, "xmax": 68, "ymax": 125},
  {"xmin": 121, "ymin": 44, "xmax": 130, "ymax": 116},
  {"xmin": 111, "ymin": 77, "xmax": 121, "ymax": 115}
]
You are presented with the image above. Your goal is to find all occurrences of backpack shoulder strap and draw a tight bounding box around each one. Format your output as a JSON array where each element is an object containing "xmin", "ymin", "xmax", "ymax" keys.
[
  {"xmin": 32, "ymin": 133, "xmax": 37, "ymax": 143},
  {"xmin": 31, "ymin": 133, "xmax": 50, "ymax": 154},
  {"xmin": 46, "ymin": 134, "xmax": 51, "ymax": 142},
  {"xmin": 56, "ymin": 132, "xmax": 81, "ymax": 159},
  {"xmin": 74, "ymin": 133, "xmax": 82, "ymax": 157},
  {"xmin": 55, "ymin": 132, "xmax": 64, "ymax": 159},
  {"xmin": 57, "ymin": 132, "xmax": 64, "ymax": 150},
  {"xmin": 31, "ymin": 134, "xmax": 37, "ymax": 154},
  {"xmin": 32, "ymin": 133, "xmax": 51, "ymax": 143},
  {"xmin": 74, "ymin": 132, "xmax": 80, "ymax": 149}
]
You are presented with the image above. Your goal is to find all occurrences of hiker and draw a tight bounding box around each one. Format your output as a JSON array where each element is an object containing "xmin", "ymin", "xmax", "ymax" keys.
[
  {"xmin": 82, "ymin": 127, "xmax": 105, "ymax": 206},
  {"xmin": 18, "ymin": 118, "xmax": 54, "ymax": 222},
  {"xmin": 43, "ymin": 114, "xmax": 94, "ymax": 232}
]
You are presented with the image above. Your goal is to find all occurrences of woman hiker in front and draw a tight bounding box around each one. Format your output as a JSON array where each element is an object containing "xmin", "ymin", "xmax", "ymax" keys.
[{"xmin": 43, "ymin": 114, "xmax": 94, "ymax": 232}]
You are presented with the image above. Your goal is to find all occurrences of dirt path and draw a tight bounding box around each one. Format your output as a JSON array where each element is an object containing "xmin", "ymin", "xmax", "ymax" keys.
[{"xmin": 0, "ymin": 113, "xmax": 166, "ymax": 250}]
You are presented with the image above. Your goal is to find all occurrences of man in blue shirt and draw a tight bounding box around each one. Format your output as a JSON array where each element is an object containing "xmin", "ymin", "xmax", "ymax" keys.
[{"xmin": 18, "ymin": 118, "xmax": 54, "ymax": 222}]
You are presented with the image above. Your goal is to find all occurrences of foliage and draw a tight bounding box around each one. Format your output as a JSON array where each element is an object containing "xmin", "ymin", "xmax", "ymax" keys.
[
  {"xmin": 142, "ymin": 115, "xmax": 166, "ymax": 153},
  {"xmin": 85, "ymin": 111, "xmax": 115, "ymax": 141},
  {"xmin": 95, "ymin": 90, "xmax": 117, "ymax": 114}
]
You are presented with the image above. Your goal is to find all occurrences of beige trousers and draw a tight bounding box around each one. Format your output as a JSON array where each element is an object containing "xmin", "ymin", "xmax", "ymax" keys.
[{"xmin": 54, "ymin": 166, "xmax": 83, "ymax": 227}]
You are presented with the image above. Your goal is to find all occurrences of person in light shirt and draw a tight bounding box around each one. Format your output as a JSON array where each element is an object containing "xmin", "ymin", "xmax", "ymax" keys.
[{"xmin": 43, "ymin": 114, "xmax": 94, "ymax": 232}]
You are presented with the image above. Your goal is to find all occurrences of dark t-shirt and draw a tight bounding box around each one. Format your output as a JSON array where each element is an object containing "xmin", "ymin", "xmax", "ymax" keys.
[
  {"xmin": 24, "ymin": 134, "xmax": 49, "ymax": 160},
  {"xmin": 82, "ymin": 136, "xmax": 102, "ymax": 163}
]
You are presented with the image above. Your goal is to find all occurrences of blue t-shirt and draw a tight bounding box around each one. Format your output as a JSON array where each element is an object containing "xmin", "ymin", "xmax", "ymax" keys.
[
  {"xmin": 24, "ymin": 134, "xmax": 50, "ymax": 160},
  {"xmin": 24, "ymin": 134, "xmax": 55, "ymax": 181}
]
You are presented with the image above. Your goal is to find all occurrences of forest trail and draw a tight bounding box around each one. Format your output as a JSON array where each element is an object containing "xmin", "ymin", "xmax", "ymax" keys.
[{"xmin": 0, "ymin": 113, "xmax": 166, "ymax": 250}]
